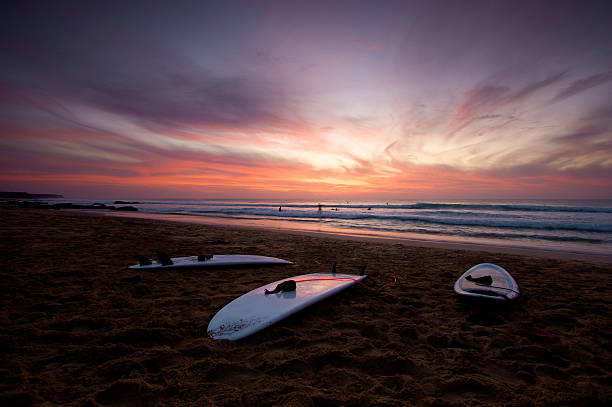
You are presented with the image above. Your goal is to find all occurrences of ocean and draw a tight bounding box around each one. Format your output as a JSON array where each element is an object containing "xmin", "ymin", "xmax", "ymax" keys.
[{"xmin": 70, "ymin": 198, "xmax": 612, "ymax": 257}]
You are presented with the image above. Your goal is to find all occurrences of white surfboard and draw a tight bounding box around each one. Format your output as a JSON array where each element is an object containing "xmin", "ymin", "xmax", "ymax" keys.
[
  {"xmin": 454, "ymin": 263, "xmax": 520, "ymax": 301},
  {"xmin": 208, "ymin": 273, "xmax": 367, "ymax": 340},
  {"xmin": 128, "ymin": 254, "xmax": 293, "ymax": 270}
]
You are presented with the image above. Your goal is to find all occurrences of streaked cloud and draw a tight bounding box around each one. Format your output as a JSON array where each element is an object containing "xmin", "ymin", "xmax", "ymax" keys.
[{"xmin": 551, "ymin": 70, "xmax": 612, "ymax": 103}]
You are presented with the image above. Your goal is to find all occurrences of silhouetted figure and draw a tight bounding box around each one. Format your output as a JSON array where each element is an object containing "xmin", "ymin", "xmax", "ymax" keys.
[
  {"xmin": 318, "ymin": 203, "xmax": 322, "ymax": 211},
  {"xmin": 279, "ymin": 206, "xmax": 282, "ymax": 212}
]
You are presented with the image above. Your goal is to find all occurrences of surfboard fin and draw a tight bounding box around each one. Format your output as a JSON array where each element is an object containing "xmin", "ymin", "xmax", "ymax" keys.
[
  {"xmin": 331, "ymin": 262, "xmax": 337, "ymax": 274},
  {"xmin": 466, "ymin": 275, "xmax": 493, "ymax": 286},
  {"xmin": 156, "ymin": 250, "xmax": 174, "ymax": 266},
  {"xmin": 137, "ymin": 255, "xmax": 152, "ymax": 266},
  {"xmin": 359, "ymin": 265, "xmax": 367, "ymax": 276},
  {"xmin": 264, "ymin": 280, "xmax": 297, "ymax": 295}
]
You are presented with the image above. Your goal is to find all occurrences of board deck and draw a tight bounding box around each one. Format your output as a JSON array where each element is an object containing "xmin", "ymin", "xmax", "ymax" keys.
[
  {"xmin": 128, "ymin": 254, "xmax": 293, "ymax": 270},
  {"xmin": 454, "ymin": 263, "xmax": 520, "ymax": 301},
  {"xmin": 207, "ymin": 273, "xmax": 367, "ymax": 340}
]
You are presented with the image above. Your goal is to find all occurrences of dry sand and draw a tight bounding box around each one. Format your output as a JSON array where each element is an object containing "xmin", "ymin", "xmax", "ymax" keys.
[{"xmin": 1, "ymin": 206, "xmax": 610, "ymax": 406}]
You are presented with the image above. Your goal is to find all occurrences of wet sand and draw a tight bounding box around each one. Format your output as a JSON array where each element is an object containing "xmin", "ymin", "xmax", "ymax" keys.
[{"xmin": 1, "ymin": 206, "xmax": 611, "ymax": 406}]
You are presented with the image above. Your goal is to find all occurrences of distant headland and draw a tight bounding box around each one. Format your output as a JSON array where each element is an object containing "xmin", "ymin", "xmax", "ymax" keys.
[
  {"xmin": 0, "ymin": 191, "xmax": 64, "ymax": 199},
  {"xmin": 0, "ymin": 192, "xmax": 138, "ymax": 211}
]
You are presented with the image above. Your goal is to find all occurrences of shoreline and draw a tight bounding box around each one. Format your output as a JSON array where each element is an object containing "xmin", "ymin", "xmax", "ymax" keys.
[{"xmin": 104, "ymin": 210, "xmax": 612, "ymax": 264}]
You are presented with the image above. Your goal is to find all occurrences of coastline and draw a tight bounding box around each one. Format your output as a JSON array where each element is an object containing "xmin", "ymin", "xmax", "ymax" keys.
[
  {"xmin": 104, "ymin": 210, "xmax": 612, "ymax": 264},
  {"xmin": 2, "ymin": 206, "xmax": 611, "ymax": 406}
]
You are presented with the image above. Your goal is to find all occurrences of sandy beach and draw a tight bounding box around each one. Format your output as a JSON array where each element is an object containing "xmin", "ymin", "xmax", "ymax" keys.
[{"xmin": 1, "ymin": 205, "xmax": 611, "ymax": 406}]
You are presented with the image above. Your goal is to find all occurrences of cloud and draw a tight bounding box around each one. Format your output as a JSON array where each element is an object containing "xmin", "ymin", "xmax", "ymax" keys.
[
  {"xmin": 453, "ymin": 85, "xmax": 510, "ymax": 121},
  {"xmin": 551, "ymin": 70, "xmax": 612, "ymax": 103},
  {"xmin": 506, "ymin": 72, "xmax": 567, "ymax": 104},
  {"xmin": 454, "ymin": 72, "xmax": 567, "ymax": 123},
  {"xmin": 441, "ymin": 72, "xmax": 572, "ymax": 142},
  {"xmin": 391, "ymin": 69, "xmax": 612, "ymax": 176},
  {"xmin": 445, "ymin": 114, "xmax": 511, "ymax": 141},
  {"xmin": 0, "ymin": 2, "xmax": 302, "ymax": 134},
  {"xmin": 83, "ymin": 71, "xmax": 292, "ymax": 130},
  {"xmin": 354, "ymin": 39, "xmax": 379, "ymax": 51},
  {"xmin": 555, "ymin": 126, "xmax": 609, "ymax": 144}
]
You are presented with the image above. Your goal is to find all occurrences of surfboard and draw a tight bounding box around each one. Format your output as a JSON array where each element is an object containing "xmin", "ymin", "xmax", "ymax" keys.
[
  {"xmin": 128, "ymin": 255, "xmax": 293, "ymax": 270},
  {"xmin": 207, "ymin": 273, "xmax": 367, "ymax": 340},
  {"xmin": 454, "ymin": 263, "xmax": 520, "ymax": 301}
]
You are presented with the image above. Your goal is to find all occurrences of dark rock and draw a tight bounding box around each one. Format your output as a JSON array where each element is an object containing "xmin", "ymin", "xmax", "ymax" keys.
[{"xmin": 112, "ymin": 206, "xmax": 138, "ymax": 211}]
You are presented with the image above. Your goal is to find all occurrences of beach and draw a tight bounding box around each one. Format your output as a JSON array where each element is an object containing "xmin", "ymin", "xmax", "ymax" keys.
[{"xmin": 1, "ymin": 205, "xmax": 611, "ymax": 406}]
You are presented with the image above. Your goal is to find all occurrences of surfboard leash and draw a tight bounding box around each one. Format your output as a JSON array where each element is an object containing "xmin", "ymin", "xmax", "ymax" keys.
[
  {"xmin": 292, "ymin": 276, "xmax": 398, "ymax": 292},
  {"xmin": 376, "ymin": 274, "xmax": 398, "ymax": 291},
  {"xmin": 293, "ymin": 277, "xmax": 370, "ymax": 288}
]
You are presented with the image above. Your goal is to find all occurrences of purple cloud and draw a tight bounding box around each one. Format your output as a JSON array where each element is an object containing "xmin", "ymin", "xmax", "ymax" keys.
[{"xmin": 551, "ymin": 70, "xmax": 612, "ymax": 103}]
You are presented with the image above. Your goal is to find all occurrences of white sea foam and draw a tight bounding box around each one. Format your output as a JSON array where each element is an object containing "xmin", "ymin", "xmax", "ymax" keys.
[{"xmin": 68, "ymin": 198, "xmax": 612, "ymax": 255}]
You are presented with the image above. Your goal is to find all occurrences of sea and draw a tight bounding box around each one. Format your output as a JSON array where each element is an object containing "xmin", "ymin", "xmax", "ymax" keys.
[{"xmin": 55, "ymin": 198, "xmax": 612, "ymax": 257}]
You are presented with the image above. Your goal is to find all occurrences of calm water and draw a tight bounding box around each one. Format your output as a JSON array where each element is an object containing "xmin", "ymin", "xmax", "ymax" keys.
[{"xmin": 74, "ymin": 198, "xmax": 612, "ymax": 257}]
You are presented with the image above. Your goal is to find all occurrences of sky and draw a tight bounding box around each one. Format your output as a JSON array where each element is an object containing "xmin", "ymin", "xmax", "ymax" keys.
[{"xmin": 1, "ymin": 0, "xmax": 612, "ymax": 200}]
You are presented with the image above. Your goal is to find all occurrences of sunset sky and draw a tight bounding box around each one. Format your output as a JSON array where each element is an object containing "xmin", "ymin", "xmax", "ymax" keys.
[{"xmin": 1, "ymin": 1, "xmax": 611, "ymax": 200}]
